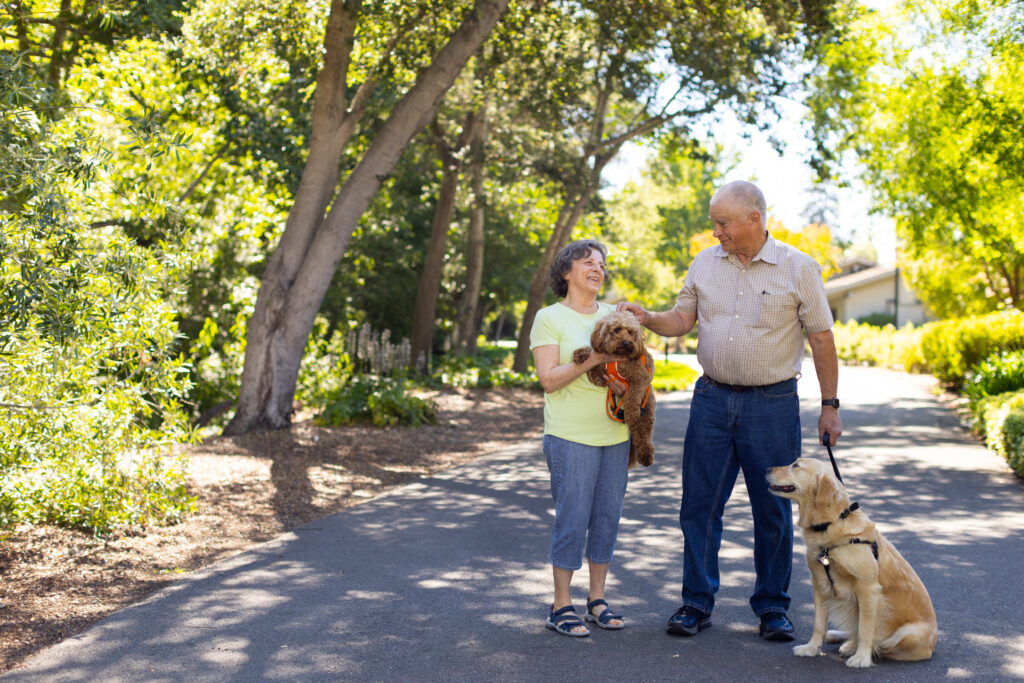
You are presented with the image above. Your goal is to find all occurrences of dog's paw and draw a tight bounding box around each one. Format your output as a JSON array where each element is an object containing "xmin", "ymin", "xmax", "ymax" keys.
[
  {"xmin": 572, "ymin": 347, "xmax": 592, "ymax": 365},
  {"xmin": 845, "ymin": 651, "xmax": 874, "ymax": 668},
  {"xmin": 635, "ymin": 445, "xmax": 654, "ymax": 467},
  {"xmin": 838, "ymin": 640, "xmax": 857, "ymax": 657},
  {"xmin": 793, "ymin": 643, "xmax": 821, "ymax": 657}
]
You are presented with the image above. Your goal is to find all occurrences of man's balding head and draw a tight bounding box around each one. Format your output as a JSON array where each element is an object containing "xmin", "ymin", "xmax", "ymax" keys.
[{"xmin": 711, "ymin": 181, "xmax": 767, "ymax": 230}]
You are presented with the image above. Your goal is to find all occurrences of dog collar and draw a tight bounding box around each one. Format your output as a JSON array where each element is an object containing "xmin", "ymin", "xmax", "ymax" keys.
[{"xmin": 809, "ymin": 501, "xmax": 860, "ymax": 533}]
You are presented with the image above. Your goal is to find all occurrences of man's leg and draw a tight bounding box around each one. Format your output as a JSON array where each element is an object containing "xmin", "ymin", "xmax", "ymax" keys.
[
  {"xmin": 679, "ymin": 378, "xmax": 740, "ymax": 615},
  {"xmin": 736, "ymin": 380, "xmax": 800, "ymax": 617}
]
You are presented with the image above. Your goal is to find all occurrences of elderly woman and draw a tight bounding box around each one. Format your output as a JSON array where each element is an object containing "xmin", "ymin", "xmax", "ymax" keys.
[{"xmin": 529, "ymin": 238, "xmax": 631, "ymax": 637}]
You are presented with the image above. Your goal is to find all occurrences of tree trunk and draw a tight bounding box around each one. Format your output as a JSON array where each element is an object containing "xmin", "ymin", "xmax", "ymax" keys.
[
  {"xmin": 409, "ymin": 132, "xmax": 463, "ymax": 368},
  {"xmin": 454, "ymin": 93, "xmax": 491, "ymax": 356},
  {"xmin": 226, "ymin": 0, "xmax": 510, "ymax": 435},
  {"xmin": 409, "ymin": 105, "xmax": 486, "ymax": 368}
]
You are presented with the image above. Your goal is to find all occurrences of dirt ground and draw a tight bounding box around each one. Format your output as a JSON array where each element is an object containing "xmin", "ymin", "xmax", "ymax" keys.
[{"xmin": 0, "ymin": 387, "xmax": 544, "ymax": 673}]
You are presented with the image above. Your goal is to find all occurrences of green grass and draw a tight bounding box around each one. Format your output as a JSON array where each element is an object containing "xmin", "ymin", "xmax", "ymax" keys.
[{"xmin": 652, "ymin": 360, "xmax": 699, "ymax": 392}]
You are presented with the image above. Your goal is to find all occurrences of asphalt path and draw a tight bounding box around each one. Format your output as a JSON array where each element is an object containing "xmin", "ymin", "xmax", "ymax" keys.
[{"xmin": 7, "ymin": 363, "xmax": 1024, "ymax": 682}]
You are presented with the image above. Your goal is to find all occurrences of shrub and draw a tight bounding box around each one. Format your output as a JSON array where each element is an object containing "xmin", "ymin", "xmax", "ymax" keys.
[
  {"xmin": 964, "ymin": 351, "xmax": 1024, "ymax": 401},
  {"xmin": 0, "ymin": 66, "xmax": 196, "ymax": 533},
  {"xmin": 431, "ymin": 354, "xmax": 539, "ymax": 390},
  {"xmin": 971, "ymin": 389, "xmax": 1024, "ymax": 478},
  {"xmin": 918, "ymin": 309, "xmax": 1024, "ymax": 387},
  {"xmin": 831, "ymin": 320, "xmax": 923, "ymax": 371},
  {"xmin": 1003, "ymin": 412, "xmax": 1024, "ymax": 478},
  {"xmin": 315, "ymin": 376, "xmax": 437, "ymax": 428},
  {"xmin": 855, "ymin": 312, "xmax": 896, "ymax": 327}
]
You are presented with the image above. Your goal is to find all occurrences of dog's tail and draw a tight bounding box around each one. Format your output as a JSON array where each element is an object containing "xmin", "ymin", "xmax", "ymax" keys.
[{"xmin": 877, "ymin": 622, "xmax": 937, "ymax": 661}]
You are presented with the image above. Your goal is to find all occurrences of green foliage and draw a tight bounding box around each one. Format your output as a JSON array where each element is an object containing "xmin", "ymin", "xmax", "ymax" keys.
[
  {"xmin": 971, "ymin": 389, "xmax": 1024, "ymax": 478},
  {"xmin": 832, "ymin": 311, "xmax": 1024, "ymax": 390},
  {"xmin": 601, "ymin": 133, "xmax": 722, "ymax": 309},
  {"xmin": 315, "ymin": 375, "xmax": 437, "ymax": 428},
  {"xmin": 431, "ymin": 354, "xmax": 539, "ymax": 390},
  {"xmin": 831, "ymin": 320, "xmax": 924, "ymax": 371},
  {"xmin": 807, "ymin": 0, "xmax": 1024, "ymax": 316},
  {"xmin": 1, "ymin": 33, "xmax": 199, "ymax": 517},
  {"xmin": 650, "ymin": 360, "xmax": 698, "ymax": 393},
  {"xmin": 302, "ymin": 323, "xmax": 436, "ymax": 428},
  {"xmin": 964, "ymin": 350, "xmax": 1024, "ymax": 401},
  {"xmin": 0, "ymin": 53, "xmax": 196, "ymax": 533},
  {"xmin": 918, "ymin": 310, "xmax": 1024, "ymax": 387},
  {"xmin": 855, "ymin": 312, "xmax": 896, "ymax": 327}
]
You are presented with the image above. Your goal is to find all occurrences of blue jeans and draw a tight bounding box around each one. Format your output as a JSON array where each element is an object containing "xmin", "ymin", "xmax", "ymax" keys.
[
  {"xmin": 544, "ymin": 435, "xmax": 630, "ymax": 570},
  {"xmin": 680, "ymin": 376, "xmax": 799, "ymax": 617}
]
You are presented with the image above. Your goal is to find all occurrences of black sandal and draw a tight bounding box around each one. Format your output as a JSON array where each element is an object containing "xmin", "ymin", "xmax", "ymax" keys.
[
  {"xmin": 585, "ymin": 597, "xmax": 625, "ymax": 630},
  {"xmin": 546, "ymin": 604, "xmax": 590, "ymax": 637}
]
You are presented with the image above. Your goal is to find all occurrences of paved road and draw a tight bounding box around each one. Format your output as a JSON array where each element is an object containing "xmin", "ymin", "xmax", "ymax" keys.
[{"xmin": 7, "ymin": 365, "xmax": 1024, "ymax": 681}]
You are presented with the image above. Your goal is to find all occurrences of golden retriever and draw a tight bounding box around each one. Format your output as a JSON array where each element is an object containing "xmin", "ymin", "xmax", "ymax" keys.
[
  {"xmin": 766, "ymin": 458, "xmax": 937, "ymax": 667},
  {"xmin": 572, "ymin": 310, "xmax": 655, "ymax": 468}
]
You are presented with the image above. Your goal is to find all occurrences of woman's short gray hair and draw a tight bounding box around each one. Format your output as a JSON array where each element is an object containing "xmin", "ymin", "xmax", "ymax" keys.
[{"xmin": 548, "ymin": 239, "xmax": 607, "ymax": 298}]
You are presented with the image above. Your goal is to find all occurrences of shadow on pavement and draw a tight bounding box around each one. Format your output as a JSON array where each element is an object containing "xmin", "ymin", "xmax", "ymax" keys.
[{"xmin": 8, "ymin": 367, "xmax": 1024, "ymax": 682}]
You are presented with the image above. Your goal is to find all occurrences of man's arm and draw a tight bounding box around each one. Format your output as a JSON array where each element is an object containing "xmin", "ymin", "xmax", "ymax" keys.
[
  {"xmin": 807, "ymin": 329, "xmax": 843, "ymax": 446},
  {"xmin": 617, "ymin": 302, "xmax": 696, "ymax": 337}
]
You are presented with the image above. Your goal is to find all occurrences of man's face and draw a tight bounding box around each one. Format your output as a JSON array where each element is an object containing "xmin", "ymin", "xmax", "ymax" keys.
[{"xmin": 708, "ymin": 196, "xmax": 762, "ymax": 255}]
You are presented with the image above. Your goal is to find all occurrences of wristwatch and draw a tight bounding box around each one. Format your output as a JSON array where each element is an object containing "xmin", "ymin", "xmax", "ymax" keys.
[{"xmin": 821, "ymin": 398, "xmax": 840, "ymax": 408}]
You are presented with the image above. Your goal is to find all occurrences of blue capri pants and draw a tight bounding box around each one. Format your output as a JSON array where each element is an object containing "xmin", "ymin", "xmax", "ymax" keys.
[{"xmin": 544, "ymin": 435, "xmax": 630, "ymax": 570}]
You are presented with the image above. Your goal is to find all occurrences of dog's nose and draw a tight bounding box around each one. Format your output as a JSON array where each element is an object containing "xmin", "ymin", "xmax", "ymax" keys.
[{"xmin": 621, "ymin": 341, "xmax": 633, "ymax": 352}]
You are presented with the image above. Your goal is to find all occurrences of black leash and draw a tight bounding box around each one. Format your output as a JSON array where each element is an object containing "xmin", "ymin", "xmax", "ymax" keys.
[{"xmin": 822, "ymin": 431, "xmax": 843, "ymax": 484}]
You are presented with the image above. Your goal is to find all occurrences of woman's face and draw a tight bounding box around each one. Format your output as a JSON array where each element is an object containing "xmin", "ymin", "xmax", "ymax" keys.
[{"xmin": 564, "ymin": 248, "xmax": 606, "ymax": 297}]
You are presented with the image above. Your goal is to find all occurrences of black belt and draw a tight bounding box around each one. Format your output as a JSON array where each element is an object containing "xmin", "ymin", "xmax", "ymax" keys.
[{"xmin": 702, "ymin": 375, "xmax": 777, "ymax": 392}]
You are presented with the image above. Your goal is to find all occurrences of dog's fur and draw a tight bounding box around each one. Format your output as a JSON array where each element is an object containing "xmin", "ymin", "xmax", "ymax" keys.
[
  {"xmin": 766, "ymin": 458, "xmax": 937, "ymax": 667},
  {"xmin": 572, "ymin": 311, "xmax": 655, "ymax": 469}
]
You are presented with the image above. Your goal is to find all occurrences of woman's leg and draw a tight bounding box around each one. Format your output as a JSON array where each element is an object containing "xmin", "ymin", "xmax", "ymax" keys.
[
  {"xmin": 544, "ymin": 435, "xmax": 599, "ymax": 633},
  {"xmin": 584, "ymin": 440, "xmax": 629, "ymax": 625},
  {"xmin": 586, "ymin": 560, "xmax": 623, "ymax": 626}
]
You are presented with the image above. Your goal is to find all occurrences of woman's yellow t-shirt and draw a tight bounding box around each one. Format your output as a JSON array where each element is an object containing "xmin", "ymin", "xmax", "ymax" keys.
[{"xmin": 529, "ymin": 302, "xmax": 629, "ymax": 447}]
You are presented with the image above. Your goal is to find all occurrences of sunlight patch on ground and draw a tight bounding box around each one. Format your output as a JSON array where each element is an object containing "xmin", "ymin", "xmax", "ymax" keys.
[
  {"xmin": 965, "ymin": 633, "xmax": 1024, "ymax": 678},
  {"xmin": 880, "ymin": 510, "xmax": 1024, "ymax": 545},
  {"xmin": 197, "ymin": 636, "xmax": 251, "ymax": 666}
]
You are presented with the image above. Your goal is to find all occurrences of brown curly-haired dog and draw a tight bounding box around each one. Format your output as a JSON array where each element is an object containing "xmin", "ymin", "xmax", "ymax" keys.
[{"xmin": 572, "ymin": 311, "xmax": 656, "ymax": 468}]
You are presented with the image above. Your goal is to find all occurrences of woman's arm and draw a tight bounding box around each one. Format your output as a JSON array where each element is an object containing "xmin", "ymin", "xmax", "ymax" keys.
[{"xmin": 532, "ymin": 344, "xmax": 623, "ymax": 394}]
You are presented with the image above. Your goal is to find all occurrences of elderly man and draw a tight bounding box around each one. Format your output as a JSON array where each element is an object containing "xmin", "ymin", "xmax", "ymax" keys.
[{"xmin": 618, "ymin": 180, "xmax": 843, "ymax": 642}]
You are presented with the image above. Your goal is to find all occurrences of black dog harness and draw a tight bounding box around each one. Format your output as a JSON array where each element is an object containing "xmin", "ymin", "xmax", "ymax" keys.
[
  {"xmin": 809, "ymin": 502, "xmax": 860, "ymax": 533},
  {"xmin": 810, "ymin": 502, "xmax": 879, "ymax": 586}
]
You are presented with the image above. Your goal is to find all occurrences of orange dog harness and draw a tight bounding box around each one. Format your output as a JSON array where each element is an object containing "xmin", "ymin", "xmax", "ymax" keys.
[{"xmin": 605, "ymin": 356, "xmax": 653, "ymax": 423}]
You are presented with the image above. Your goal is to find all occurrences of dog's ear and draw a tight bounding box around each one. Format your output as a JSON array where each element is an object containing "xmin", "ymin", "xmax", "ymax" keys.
[
  {"xmin": 812, "ymin": 471, "xmax": 845, "ymax": 515},
  {"xmin": 629, "ymin": 323, "xmax": 645, "ymax": 357},
  {"xmin": 589, "ymin": 320, "xmax": 606, "ymax": 353}
]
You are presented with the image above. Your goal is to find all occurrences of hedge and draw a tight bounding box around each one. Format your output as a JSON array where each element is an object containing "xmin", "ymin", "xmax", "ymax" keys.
[
  {"xmin": 972, "ymin": 389, "xmax": 1024, "ymax": 478},
  {"xmin": 918, "ymin": 309, "xmax": 1024, "ymax": 388}
]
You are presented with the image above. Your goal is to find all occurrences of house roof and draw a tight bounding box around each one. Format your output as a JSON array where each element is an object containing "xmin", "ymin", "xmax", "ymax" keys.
[{"xmin": 824, "ymin": 265, "xmax": 897, "ymax": 297}]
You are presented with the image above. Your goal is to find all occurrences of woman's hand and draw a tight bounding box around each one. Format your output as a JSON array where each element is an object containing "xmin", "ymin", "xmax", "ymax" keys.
[
  {"xmin": 605, "ymin": 377, "xmax": 627, "ymax": 395},
  {"xmin": 589, "ymin": 351, "xmax": 628, "ymax": 395},
  {"xmin": 588, "ymin": 351, "xmax": 627, "ymax": 367},
  {"xmin": 533, "ymin": 345, "xmax": 631, "ymax": 395}
]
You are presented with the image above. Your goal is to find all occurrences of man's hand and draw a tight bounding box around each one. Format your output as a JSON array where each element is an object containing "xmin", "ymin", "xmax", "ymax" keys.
[
  {"xmin": 616, "ymin": 301, "xmax": 651, "ymax": 326},
  {"xmin": 616, "ymin": 301, "xmax": 695, "ymax": 336},
  {"xmin": 818, "ymin": 409, "xmax": 843, "ymax": 446}
]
